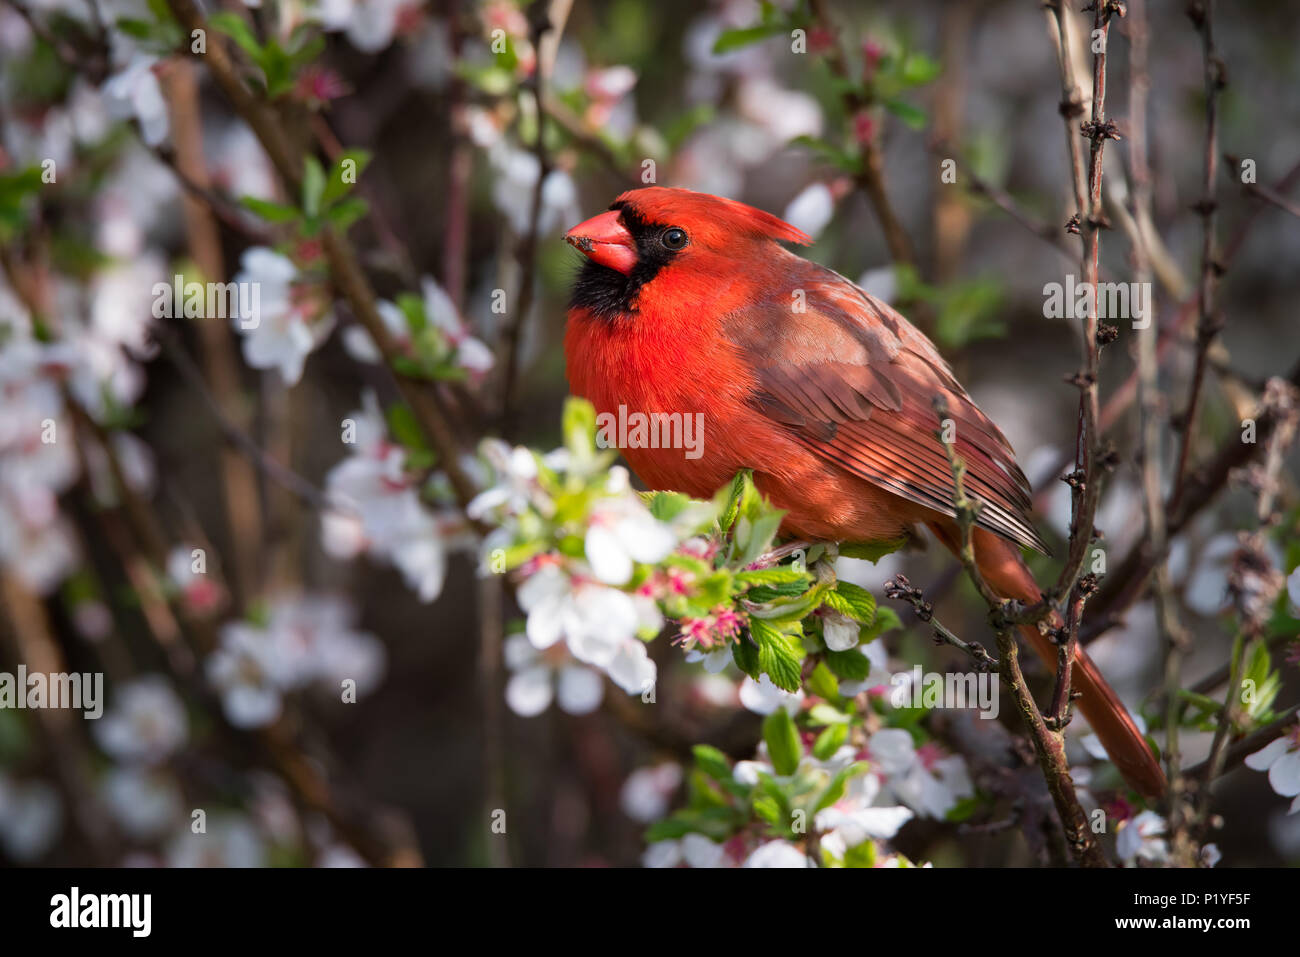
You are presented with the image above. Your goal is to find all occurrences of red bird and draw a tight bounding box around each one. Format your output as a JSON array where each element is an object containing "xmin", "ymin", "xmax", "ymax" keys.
[{"xmin": 563, "ymin": 187, "xmax": 1165, "ymax": 798}]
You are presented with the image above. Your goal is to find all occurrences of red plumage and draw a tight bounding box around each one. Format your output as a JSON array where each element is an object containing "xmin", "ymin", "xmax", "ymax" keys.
[{"xmin": 564, "ymin": 186, "xmax": 1165, "ymax": 798}]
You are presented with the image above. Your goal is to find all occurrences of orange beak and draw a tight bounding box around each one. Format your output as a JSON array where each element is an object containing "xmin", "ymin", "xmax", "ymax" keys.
[{"xmin": 565, "ymin": 210, "xmax": 637, "ymax": 275}]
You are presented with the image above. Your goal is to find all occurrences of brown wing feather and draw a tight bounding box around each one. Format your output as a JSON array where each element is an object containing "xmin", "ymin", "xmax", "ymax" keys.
[{"xmin": 726, "ymin": 263, "xmax": 1049, "ymax": 554}]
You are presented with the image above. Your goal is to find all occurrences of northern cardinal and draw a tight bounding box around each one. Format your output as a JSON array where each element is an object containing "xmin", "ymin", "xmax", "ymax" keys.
[{"xmin": 563, "ymin": 187, "xmax": 1166, "ymax": 798}]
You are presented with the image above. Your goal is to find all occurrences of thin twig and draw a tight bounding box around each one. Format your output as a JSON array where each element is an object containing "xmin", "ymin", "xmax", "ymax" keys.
[
  {"xmin": 884, "ymin": 574, "xmax": 999, "ymax": 672},
  {"xmin": 1168, "ymin": 0, "xmax": 1224, "ymax": 515}
]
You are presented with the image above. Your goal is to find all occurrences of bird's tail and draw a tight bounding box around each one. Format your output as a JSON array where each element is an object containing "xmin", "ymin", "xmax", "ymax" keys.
[{"xmin": 928, "ymin": 522, "xmax": 1167, "ymax": 798}]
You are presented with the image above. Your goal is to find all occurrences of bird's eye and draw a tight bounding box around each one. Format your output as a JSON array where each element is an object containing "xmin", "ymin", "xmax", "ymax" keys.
[{"xmin": 660, "ymin": 227, "xmax": 688, "ymax": 250}]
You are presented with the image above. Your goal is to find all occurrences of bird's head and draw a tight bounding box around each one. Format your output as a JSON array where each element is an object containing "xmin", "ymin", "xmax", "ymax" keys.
[{"xmin": 564, "ymin": 187, "xmax": 811, "ymax": 320}]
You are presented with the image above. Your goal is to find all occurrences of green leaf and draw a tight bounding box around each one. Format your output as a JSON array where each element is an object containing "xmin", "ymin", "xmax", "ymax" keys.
[
  {"xmin": 824, "ymin": 647, "xmax": 871, "ymax": 681},
  {"xmin": 648, "ymin": 491, "xmax": 691, "ymax": 523},
  {"xmin": 815, "ymin": 761, "xmax": 869, "ymax": 812},
  {"xmin": 822, "ymin": 582, "xmax": 877, "ymax": 624},
  {"xmin": 944, "ymin": 794, "xmax": 982, "ymax": 823},
  {"xmin": 762, "ymin": 708, "xmax": 802, "ymax": 776},
  {"xmin": 114, "ymin": 18, "xmax": 155, "ymax": 40},
  {"xmin": 750, "ymin": 618, "xmax": 805, "ymax": 692},
  {"xmin": 562, "ymin": 397, "xmax": 598, "ymax": 462},
  {"xmin": 145, "ymin": 0, "xmax": 175, "ymax": 25},
  {"xmin": 732, "ymin": 634, "xmax": 761, "ymax": 679},
  {"xmin": 644, "ymin": 815, "xmax": 693, "ymax": 842},
  {"xmin": 900, "ymin": 52, "xmax": 942, "ymax": 87},
  {"xmin": 209, "ymin": 12, "xmax": 262, "ymax": 61},
  {"xmin": 326, "ymin": 196, "xmax": 369, "ymax": 231},
  {"xmin": 322, "ymin": 149, "xmax": 373, "ymax": 207},
  {"xmin": 301, "ymin": 155, "xmax": 326, "ymax": 219},
  {"xmin": 735, "ymin": 567, "xmax": 810, "ymax": 588},
  {"xmin": 864, "ymin": 606, "xmax": 902, "ymax": 639},
  {"xmin": 384, "ymin": 402, "xmax": 430, "ymax": 455},
  {"xmin": 712, "ymin": 24, "xmax": 781, "ymax": 54},
  {"xmin": 883, "ymin": 98, "xmax": 927, "ymax": 130},
  {"xmin": 716, "ymin": 470, "xmax": 753, "ymax": 533},
  {"xmin": 807, "ymin": 662, "xmax": 840, "ymax": 701},
  {"xmin": 239, "ymin": 195, "xmax": 300, "ymax": 223},
  {"xmin": 751, "ymin": 792, "xmax": 785, "ymax": 826},
  {"xmin": 692, "ymin": 744, "xmax": 732, "ymax": 781},
  {"xmin": 734, "ymin": 511, "xmax": 785, "ymax": 566},
  {"xmin": 808, "ymin": 702, "xmax": 851, "ymax": 726},
  {"xmin": 813, "ymin": 723, "xmax": 848, "ymax": 761},
  {"xmin": 839, "ymin": 538, "xmax": 907, "ymax": 562},
  {"xmin": 789, "ymin": 134, "xmax": 862, "ymax": 175},
  {"xmin": 843, "ymin": 840, "xmax": 877, "ymax": 868}
]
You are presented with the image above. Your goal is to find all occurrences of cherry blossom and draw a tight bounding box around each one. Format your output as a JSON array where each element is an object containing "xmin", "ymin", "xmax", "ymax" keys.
[
  {"xmin": 0, "ymin": 775, "xmax": 62, "ymax": 862},
  {"xmin": 1116, "ymin": 810, "xmax": 1169, "ymax": 866},
  {"xmin": 739, "ymin": 673, "xmax": 804, "ymax": 716},
  {"xmin": 231, "ymin": 247, "xmax": 334, "ymax": 385},
  {"xmin": 620, "ymin": 763, "xmax": 684, "ymax": 823},
  {"xmin": 742, "ymin": 840, "xmax": 811, "ymax": 868},
  {"xmin": 866, "ymin": 729, "xmax": 975, "ymax": 819},
  {"xmin": 503, "ymin": 633, "xmax": 604, "ymax": 718},
  {"xmin": 1244, "ymin": 725, "xmax": 1300, "ymax": 813},
  {"xmin": 93, "ymin": 676, "xmax": 190, "ymax": 766}
]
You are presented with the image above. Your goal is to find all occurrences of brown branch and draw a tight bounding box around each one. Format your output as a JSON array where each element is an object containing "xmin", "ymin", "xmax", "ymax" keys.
[
  {"xmin": 994, "ymin": 620, "xmax": 1108, "ymax": 867},
  {"xmin": 1044, "ymin": 1, "xmax": 1090, "ymax": 226},
  {"xmin": 1046, "ymin": 577, "xmax": 1092, "ymax": 730},
  {"xmin": 160, "ymin": 61, "xmax": 266, "ymax": 608},
  {"xmin": 1240, "ymin": 176, "xmax": 1300, "ymax": 220},
  {"xmin": 1168, "ymin": 0, "xmax": 1224, "ymax": 515},
  {"xmin": 929, "ymin": 400, "xmax": 1104, "ymax": 865},
  {"xmin": 884, "ymin": 574, "xmax": 999, "ymax": 672},
  {"xmin": 1047, "ymin": 0, "xmax": 1122, "ymax": 608}
]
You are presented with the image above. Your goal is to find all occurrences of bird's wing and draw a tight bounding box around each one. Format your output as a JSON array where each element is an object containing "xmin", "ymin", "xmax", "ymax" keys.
[{"xmin": 723, "ymin": 263, "xmax": 1048, "ymax": 553}]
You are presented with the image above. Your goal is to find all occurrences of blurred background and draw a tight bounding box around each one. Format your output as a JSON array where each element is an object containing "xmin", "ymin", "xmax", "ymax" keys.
[{"xmin": 1, "ymin": 0, "xmax": 1298, "ymax": 866}]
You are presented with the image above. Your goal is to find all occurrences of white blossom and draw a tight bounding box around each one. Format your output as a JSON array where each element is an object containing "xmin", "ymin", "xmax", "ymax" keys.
[
  {"xmin": 620, "ymin": 763, "xmax": 683, "ymax": 822},
  {"xmin": 231, "ymin": 247, "xmax": 334, "ymax": 384},
  {"xmin": 866, "ymin": 728, "xmax": 974, "ymax": 819},
  {"xmin": 739, "ymin": 673, "xmax": 804, "ymax": 716},
  {"xmin": 94, "ymin": 676, "xmax": 189, "ymax": 766},
  {"xmin": 502, "ymin": 633, "xmax": 603, "ymax": 717},
  {"xmin": 782, "ymin": 182, "xmax": 835, "ymax": 239},
  {"xmin": 0, "ymin": 775, "xmax": 61, "ymax": 861},
  {"xmin": 742, "ymin": 840, "xmax": 810, "ymax": 868},
  {"xmin": 1244, "ymin": 729, "xmax": 1300, "ymax": 812},
  {"xmin": 102, "ymin": 55, "xmax": 168, "ymax": 146},
  {"xmin": 166, "ymin": 816, "xmax": 266, "ymax": 868},
  {"xmin": 1116, "ymin": 810, "xmax": 1169, "ymax": 866}
]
